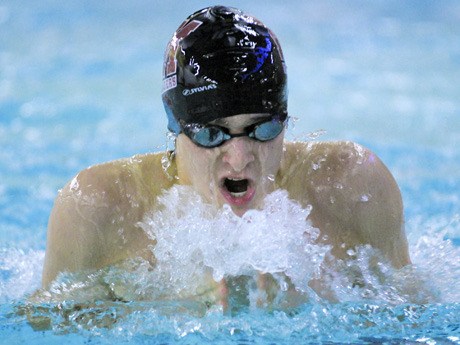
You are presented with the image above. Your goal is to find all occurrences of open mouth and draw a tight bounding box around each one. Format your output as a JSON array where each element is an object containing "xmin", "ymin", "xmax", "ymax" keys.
[
  {"xmin": 224, "ymin": 178, "xmax": 249, "ymax": 197},
  {"xmin": 219, "ymin": 177, "xmax": 256, "ymax": 208}
]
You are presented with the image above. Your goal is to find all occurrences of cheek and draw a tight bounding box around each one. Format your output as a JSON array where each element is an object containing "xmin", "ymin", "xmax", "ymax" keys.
[
  {"xmin": 189, "ymin": 148, "xmax": 213, "ymax": 178},
  {"xmin": 189, "ymin": 151, "xmax": 222, "ymax": 202},
  {"xmin": 182, "ymin": 144, "xmax": 219, "ymax": 191},
  {"xmin": 258, "ymin": 137, "xmax": 284, "ymax": 173},
  {"xmin": 176, "ymin": 136, "xmax": 212, "ymax": 185}
]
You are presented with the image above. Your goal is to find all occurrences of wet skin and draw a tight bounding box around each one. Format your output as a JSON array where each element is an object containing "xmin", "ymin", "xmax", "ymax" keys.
[
  {"xmin": 42, "ymin": 113, "xmax": 411, "ymax": 305},
  {"xmin": 175, "ymin": 114, "xmax": 284, "ymax": 217}
]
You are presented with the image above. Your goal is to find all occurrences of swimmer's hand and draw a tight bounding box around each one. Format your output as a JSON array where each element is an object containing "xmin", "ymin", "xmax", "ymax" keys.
[
  {"xmin": 256, "ymin": 273, "xmax": 308, "ymax": 310},
  {"xmin": 196, "ymin": 272, "xmax": 310, "ymax": 311},
  {"xmin": 195, "ymin": 271, "xmax": 228, "ymax": 310}
]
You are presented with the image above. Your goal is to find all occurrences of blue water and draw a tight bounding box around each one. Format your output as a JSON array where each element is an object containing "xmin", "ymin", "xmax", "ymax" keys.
[{"xmin": 1, "ymin": 0, "xmax": 460, "ymax": 344}]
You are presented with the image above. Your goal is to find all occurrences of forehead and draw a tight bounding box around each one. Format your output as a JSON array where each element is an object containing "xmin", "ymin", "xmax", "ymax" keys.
[{"xmin": 210, "ymin": 113, "xmax": 272, "ymax": 128}]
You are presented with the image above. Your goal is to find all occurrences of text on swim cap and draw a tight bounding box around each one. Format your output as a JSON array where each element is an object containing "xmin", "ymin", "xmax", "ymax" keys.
[{"xmin": 182, "ymin": 84, "xmax": 217, "ymax": 96}]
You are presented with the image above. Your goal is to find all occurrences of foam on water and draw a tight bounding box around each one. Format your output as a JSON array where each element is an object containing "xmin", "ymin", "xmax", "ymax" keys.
[
  {"xmin": 2, "ymin": 189, "xmax": 459, "ymax": 309},
  {"xmin": 28, "ymin": 187, "xmax": 327, "ymax": 307},
  {"xmin": 137, "ymin": 187, "xmax": 327, "ymax": 301},
  {"xmin": 0, "ymin": 248, "xmax": 43, "ymax": 303}
]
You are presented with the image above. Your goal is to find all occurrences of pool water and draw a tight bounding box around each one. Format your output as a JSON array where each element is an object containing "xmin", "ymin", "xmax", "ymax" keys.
[{"xmin": 1, "ymin": 0, "xmax": 460, "ymax": 344}]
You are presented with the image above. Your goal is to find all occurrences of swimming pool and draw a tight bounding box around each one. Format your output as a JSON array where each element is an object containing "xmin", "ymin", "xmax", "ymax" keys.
[{"xmin": 1, "ymin": 0, "xmax": 459, "ymax": 344}]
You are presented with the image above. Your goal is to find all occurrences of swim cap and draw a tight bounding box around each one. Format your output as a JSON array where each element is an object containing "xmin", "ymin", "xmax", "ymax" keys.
[{"xmin": 162, "ymin": 6, "xmax": 288, "ymax": 134}]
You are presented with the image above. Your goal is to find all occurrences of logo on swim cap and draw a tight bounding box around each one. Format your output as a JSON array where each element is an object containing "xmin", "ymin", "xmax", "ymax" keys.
[
  {"xmin": 163, "ymin": 19, "xmax": 203, "ymax": 80},
  {"xmin": 182, "ymin": 84, "xmax": 217, "ymax": 96}
]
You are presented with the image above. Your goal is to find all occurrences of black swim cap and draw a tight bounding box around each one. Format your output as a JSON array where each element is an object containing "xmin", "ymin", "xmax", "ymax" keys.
[{"xmin": 162, "ymin": 6, "xmax": 288, "ymax": 134}]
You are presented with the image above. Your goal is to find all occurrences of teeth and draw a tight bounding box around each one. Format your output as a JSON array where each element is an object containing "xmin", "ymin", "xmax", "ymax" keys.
[
  {"xmin": 230, "ymin": 191, "xmax": 247, "ymax": 197},
  {"xmin": 224, "ymin": 178, "xmax": 249, "ymax": 197}
]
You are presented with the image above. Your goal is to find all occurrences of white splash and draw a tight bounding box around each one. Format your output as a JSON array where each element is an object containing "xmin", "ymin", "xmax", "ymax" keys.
[
  {"xmin": 136, "ymin": 186, "xmax": 329, "ymax": 302},
  {"xmin": 0, "ymin": 248, "xmax": 44, "ymax": 303}
]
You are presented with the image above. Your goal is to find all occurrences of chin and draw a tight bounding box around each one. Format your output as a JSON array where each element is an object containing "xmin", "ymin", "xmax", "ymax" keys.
[{"xmin": 230, "ymin": 205, "xmax": 251, "ymax": 217}]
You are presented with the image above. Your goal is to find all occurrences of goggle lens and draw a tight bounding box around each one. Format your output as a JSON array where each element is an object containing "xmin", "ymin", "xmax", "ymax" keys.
[
  {"xmin": 182, "ymin": 117, "xmax": 286, "ymax": 148},
  {"xmin": 251, "ymin": 120, "xmax": 284, "ymax": 141},
  {"xmin": 193, "ymin": 126, "xmax": 226, "ymax": 148}
]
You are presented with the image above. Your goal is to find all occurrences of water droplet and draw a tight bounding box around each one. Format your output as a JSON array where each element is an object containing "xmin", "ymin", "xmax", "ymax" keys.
[
  {"xmin": 307, "ymin": 129, "xmax": 327, "ymax": 140},
  {"xmin": 311, "ymin": 157, "xmax": 326, "ymax": 171},
  {"xmin": 346, "ymin": 249, "xmax": 356, "ymax": 256},
  {"xmin": 353, "ymin": 143, "xmax": 366, "ymax": 164},
  {"xmin": 333, "ymin": 182, "xmax": 343, "ymax": 189},
  {"xmin": 161, "ymin": 132, "xmax": 177, "ymax": 180},
  {"xmin": 161, "ymin": 154, "xmax": 171, "ymax": 174},
  {"xmin": 69, "ymin": 176, "xmax": 80, "ymax": 191},
  {"xmin": 360, "ymin": 194, "xmax": 371, "ymax": 202}
]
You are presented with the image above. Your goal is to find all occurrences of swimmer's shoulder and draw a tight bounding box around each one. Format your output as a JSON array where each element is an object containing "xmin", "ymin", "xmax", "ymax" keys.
[
  {"xmin": 282, "ymin": 140, "xmax": 392, "ymax": 182},
  {"xmin": 280, "ymin": 140, "xmax": 401, "ymax": 218},
  {"xmin": 282, "ymin": 140, "xmax": 400, "ymax": 198},
  {"xmin": 281, "ymin": 141, "xmax": 408, "ymax": 267},
  {"xmin": 43, "ymin": 152, "xmax": 173, "ymax": 286},
  {"xmin": 59, "ymin": 151, "xmax": 176, "ymax": 203},
  {"xmin": 281, "ymin": 140, "xmax": 374, "ymax": 190},
  {"xmin": 283, "ymin": 140, "xmax": 374, "ymax": 163}
]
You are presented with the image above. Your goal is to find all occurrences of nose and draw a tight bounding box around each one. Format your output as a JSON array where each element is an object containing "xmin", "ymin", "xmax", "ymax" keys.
[{"xmin": 221, "ymin": 137, "xmax": 255, "ymax": 172}]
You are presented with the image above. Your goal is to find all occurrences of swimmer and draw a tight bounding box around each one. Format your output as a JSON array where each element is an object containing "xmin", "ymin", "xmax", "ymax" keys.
[{"xmin": 42, "ymin": 6, "xmax": 411, "ymax": 305}]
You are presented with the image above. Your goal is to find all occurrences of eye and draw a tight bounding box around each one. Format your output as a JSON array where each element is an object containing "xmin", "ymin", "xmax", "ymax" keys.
[
  {"xmin": 253, "ymin": 120, "xmax": 283, "ymax": 141},
  {"xmin": 193, "ymin": 126, "xmax": 225, "ymax": 147}
]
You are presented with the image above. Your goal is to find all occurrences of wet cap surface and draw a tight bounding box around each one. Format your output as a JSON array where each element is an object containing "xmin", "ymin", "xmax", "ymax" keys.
[{"xmin": 162, "ymin": 6, "xmax": 288, "ymax": 133}]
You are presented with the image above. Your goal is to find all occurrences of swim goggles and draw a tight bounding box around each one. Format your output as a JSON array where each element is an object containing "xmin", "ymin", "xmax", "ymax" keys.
[{"xmin": 180, "ymin": 116, "xmax": 287, "ymax": 148}]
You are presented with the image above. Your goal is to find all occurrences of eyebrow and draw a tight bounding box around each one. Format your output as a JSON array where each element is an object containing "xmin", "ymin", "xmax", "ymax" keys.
[{"xmin": 211, "ymin": 114, "xmax": 272, "ymax": 128}]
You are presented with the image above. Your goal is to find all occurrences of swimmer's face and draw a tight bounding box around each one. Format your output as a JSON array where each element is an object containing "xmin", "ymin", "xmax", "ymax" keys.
[{"xmin": 176, "ymin": 114, "xmax": 285, "ymax": 216}]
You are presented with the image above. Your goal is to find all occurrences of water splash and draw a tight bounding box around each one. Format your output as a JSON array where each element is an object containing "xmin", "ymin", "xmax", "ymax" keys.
[
  {"xmin": 136, "ymin": 187, "xmax": 329, "ymax": 307},
  {"xmin": 13, "ymin": 295, "xmax": 460, "ymax": 343},
  {"xmin": 0, "ymin": 248, "xmax": 44, "ymax": 303},
  {"xmin": 1, "ymin": 195, "xmax": 459, "ymax": 343},
  {"xmin": 409, "ymin": 218, "xmax": 460, "ymax": 303},
  {"xmin": 307, "ymin": 129, "xmax": 327, "ymax": 140},
  {"xmin": 286, "ymin": 116, "xmax": 327, "ymax": 142},
  {"xmin": 15, "ymin": 188, "xmax": 457, "ymax": 310},
  {"xmin": 160, "ymin": 131, "xmax": 178, "ymax": 180}
]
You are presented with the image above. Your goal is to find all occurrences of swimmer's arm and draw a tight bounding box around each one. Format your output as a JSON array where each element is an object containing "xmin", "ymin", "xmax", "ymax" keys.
[
  {"xmin": 346, "ymin": 146, "xmax": 411, "ymax": 268},
  {"xmin": 287, "ymin": 141, "xmax": 411, "ymax": 268},
  {"xmin": 42, "ymin": 163, "xmax": 154, "ymax": 288}
]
